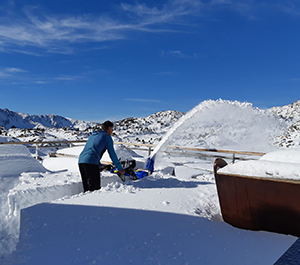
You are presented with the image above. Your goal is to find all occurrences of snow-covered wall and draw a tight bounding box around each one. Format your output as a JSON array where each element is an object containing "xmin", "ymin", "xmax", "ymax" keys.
[{"xmin": 0, "ymin": 145, "xmax": 83, "ymax": 260}]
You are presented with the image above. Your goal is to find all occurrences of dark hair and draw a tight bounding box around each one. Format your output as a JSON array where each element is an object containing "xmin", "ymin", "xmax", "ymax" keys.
[{"xmin": 102, "ymin": 120, "xmax": 114, "ymax": 131}]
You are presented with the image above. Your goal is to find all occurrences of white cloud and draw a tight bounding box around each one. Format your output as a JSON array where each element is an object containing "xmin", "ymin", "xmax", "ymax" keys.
[
  {"xmin": 0, "ymin": 67, "xmax": 28, "ymax": 78},
  {"xmin": 0, "ymin": 0, "xmax": 299, "ymax": 55},
  {"xmin": 0, "ymin": 1, "xmax": 203, "ymax": 55},
  {"xmin": 34, "ymin": 81, "xmax": 48, "ymax": 84},
  {"xmin": 162, "ymin": 50, "xmax": 197, "ymax": 58},
  {"xmin": 0, "ymin": 72, "xmax": 10, "ymax": 78},
  {"xmin": 8, "ymin": 48, "xmax": 42, "ymax": 56},
  {"xmin": 5, "ymin": 67, "xmax": 27, "ymax": 73}
]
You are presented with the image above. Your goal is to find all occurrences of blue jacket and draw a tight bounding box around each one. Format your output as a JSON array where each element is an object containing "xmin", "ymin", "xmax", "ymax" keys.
[{"xmin": 78, "ymin": 130, "xmax": 123, "ymax": 171}]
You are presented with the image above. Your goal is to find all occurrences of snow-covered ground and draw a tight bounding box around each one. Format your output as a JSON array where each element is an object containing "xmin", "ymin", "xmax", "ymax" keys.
[{"xmin": 1, "ymin": 99, "xmax": 299, "ymax": 264}]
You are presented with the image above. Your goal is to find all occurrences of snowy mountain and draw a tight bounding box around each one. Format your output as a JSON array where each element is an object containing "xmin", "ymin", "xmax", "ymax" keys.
[
  {"xmin": 268, "ymin": 100, "xmax": 300, "ymax": 148},
  {"xmin": 0, "ymin": 108, "xmax": 97, "ymax": 130},
  {"xmin": 269, "ymin": 99, "xmax": 300, "ymax": 121},
  {"xmin": 113, "ymin": 110, "xmax": 184, "ymax": 144},
  {"xmin": 0, "ymin": 110, "xmax": 184, "ymax": 144},
  {"xmin": 2, "ymin": 99, "xmax": 300, "ymax": 150}
]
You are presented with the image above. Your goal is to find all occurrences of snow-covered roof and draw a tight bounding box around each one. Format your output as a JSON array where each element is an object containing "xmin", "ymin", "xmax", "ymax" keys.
[{"xmin": 218, "ymin": 149, "xmax": 300, "ymax": 180}]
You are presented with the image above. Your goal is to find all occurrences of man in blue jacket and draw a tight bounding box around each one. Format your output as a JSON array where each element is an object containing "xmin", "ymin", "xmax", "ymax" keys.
[{"xmin": 78, "ymin": 120, "xmax": 125, "ymax": 192}]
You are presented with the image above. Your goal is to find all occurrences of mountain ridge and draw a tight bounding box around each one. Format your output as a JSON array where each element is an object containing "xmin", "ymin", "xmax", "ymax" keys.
[
  {"xmin": 0, "ymin": 108, "xmax": 97, "ymax": 130},
  {"xmin": 1, "ymin": 100, "xmax": 300, "ymax": 149}
]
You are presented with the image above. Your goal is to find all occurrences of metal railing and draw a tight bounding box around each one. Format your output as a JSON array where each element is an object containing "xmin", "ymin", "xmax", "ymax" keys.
[{"xmin": 0, "ymin": 140, "xmax": 266, "ymax": 162}]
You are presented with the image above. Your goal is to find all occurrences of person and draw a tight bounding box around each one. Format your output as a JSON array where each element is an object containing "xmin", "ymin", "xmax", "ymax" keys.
[{"xmin": 78, "ymin": 120, "xmax": 125, "ymax": 192}]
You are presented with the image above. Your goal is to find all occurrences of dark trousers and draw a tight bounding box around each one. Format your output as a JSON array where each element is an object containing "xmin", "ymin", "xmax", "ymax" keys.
[{"xmin": 78, "ymin": 163, "xmax": 101, "ymax": 192}]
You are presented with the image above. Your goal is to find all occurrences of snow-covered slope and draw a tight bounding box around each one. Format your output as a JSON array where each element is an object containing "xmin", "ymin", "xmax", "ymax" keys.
[
  {"xmin": 0, "ymin": 110, "xmax": 184, "ymax": 144},
  {"xmin": 2, "ymin": 99, "xmax": 300, "ymax": 150},
  {"xmin": 2, "ymin": 100, "xmax": 300, "ymax": 149},
  {"xmin": 269, "ymin": 99, "xmax": 300, "ymax": 148},
  {"xmin": 114, "ymin": 110, "xmax": 184, "ymax": 144},
  {"xmin": 269, "ymin": 99, "xmax": 300, "ymax": 121},
  {"xmin": 0, "ymin": 108, "xmax": 96, "ymax": 130}
]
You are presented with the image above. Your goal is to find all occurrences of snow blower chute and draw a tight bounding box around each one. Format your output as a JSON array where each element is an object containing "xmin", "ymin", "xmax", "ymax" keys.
[{"xmin": 135, "ymin": 155, "xmax": 155, "ymax": 179}]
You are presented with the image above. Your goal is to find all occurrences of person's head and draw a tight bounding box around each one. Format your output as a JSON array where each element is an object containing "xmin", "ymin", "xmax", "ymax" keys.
[{"xmin": 102, "ymin": 120, "xmax": 114, "ymax": 135}]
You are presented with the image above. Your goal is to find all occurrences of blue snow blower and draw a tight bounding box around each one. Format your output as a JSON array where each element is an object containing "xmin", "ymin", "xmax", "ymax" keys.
[
  {"xmin": 107, "ymin": 155, "xmax": 156, "ymax": 182},
  {"xmin": 135, "ymin": 156, "xmax": 155, "ymax": 179}
]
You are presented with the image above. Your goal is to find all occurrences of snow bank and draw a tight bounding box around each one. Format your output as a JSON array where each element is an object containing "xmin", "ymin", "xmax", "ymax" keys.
[
  {"xmin": 0, "ymin": 145, "xmax": 84, "ymax": 261},
  {"xmin": 14, "ymin": 203, "xmax": 295, "ymax": 265},
  {"xmin": 0, "ymin": 145, "xmax": 49, "ymax": 259},
  {"xmin": 0, "ymin": 145, "xmax": 47, "ymax": 178},
  {"xmin": 7, "ymin": 172, "xmax": 83, "ymax": 217},
  {"xmin": 1, "ymin": 173, "xmax": 82, "ymax": 261},
  {"xmin": 218, "ymin": 149, "xmax": 300, "ymax": 180}
]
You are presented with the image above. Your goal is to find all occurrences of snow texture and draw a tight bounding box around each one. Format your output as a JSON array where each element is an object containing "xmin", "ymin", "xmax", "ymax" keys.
[
  {"xmin": 0, "ymin": 99, "xmax": 299, "ymax": 264},
  {"xmin": 0, "ymin": 145, "xmax": 47, "ymax": 178},
  {"xmin": 15, "ymin": 203, "xmax": 295, "ymax": 265},
  {"xmin": 218, "ymin": 148, "xmax": 300, "ymax": 180},
  {"xmin": 0, "ymin": 108, "xmax": 96, "ymax": 130}
]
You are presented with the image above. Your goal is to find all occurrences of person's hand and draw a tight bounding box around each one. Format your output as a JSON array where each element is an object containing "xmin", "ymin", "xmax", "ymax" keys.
[{"xmin": 118, "ymin": 169, "xmax": 126, "ymax": 182}]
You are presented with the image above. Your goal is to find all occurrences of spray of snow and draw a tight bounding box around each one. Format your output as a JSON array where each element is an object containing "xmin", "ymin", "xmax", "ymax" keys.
[
  {"xmin": 154, "ymin": 100, "xmax": 286, "ymax": 160},
  {"xmin": 150, "ymin": 101, "xmax": 205, "ymax": 159}
]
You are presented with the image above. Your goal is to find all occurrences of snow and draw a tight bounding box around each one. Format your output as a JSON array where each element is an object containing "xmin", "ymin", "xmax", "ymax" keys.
[
  {"xmin": 0, "ymin": 99, "xmax": 299, "ymax": 264},
  {"xmin": 0, "ymin": 145, "xmax": 47, "ymax": 178},
  {"xmin": 156, "ymin": 99, "xmax": 286, "ymax": 152},
  {"xmin": 0, "ymin": 108, "xmax": 96, "ymax": 130},
  {"xmin": 16, "ymin": 203, "xmax": 294, "ymax": 265},
  {"xmin": 260, "ymin": 148, "xmax": 300, "ymax": 164},
  {"xmin": 6, "ymin": 152, "xmax": 296, "ymax": 264},
  {"xmin": 218, "ymin": 148, "xmax": 300, "ymax": 180}
]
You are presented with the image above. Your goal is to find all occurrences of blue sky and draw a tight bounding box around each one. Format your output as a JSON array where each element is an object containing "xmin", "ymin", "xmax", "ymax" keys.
[{"xmin": 0, "ymin": 0, "xmax": 300, "ymax": 122}]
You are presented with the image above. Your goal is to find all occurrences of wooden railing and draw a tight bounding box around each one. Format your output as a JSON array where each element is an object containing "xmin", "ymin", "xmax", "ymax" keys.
[{"xmin": 0, "ymin": 140, "xmax": 266, "ymax": 162}]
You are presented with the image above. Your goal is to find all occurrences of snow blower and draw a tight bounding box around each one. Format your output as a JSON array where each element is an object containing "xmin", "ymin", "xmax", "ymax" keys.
[{"xmin": 106, "ymin": 156, "xmax": 155, "ymax": 182}]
